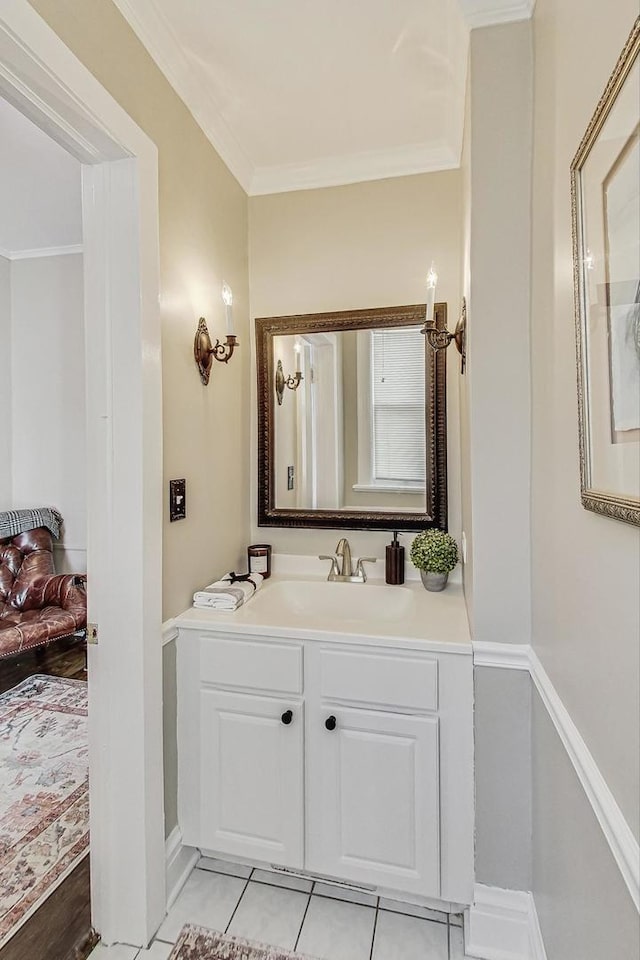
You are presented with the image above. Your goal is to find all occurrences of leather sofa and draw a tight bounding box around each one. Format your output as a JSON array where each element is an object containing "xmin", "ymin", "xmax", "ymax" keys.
[{"xmin": 0, "ymin": 527, "xmax": 87, "ymax": 659}]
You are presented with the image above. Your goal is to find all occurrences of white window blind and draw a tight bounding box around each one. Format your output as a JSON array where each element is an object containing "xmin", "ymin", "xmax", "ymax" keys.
[{"xmin": 371, "ymin": 327, "xmax": 426, "ymax": 485}]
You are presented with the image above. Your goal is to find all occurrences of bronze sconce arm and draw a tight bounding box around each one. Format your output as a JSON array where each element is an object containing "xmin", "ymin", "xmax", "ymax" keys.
[
  {"xmin": 422, "ymin": 298, "xmax": 467, "ymax": 374},
  {"xmin": 275, "ymin": 359, "xmax": 303, "ymax": 406},
  {"xmin": 194, "ymin": 317, "xmax": 238, "ymax": 386}
]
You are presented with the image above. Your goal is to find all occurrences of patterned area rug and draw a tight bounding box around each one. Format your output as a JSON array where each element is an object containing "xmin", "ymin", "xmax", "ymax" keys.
[
  {"xmin": 170, "ymin": 925, "xmax": 320, "ymax": 960},
  {"xmin": 0, "ymin": 675, "xmax": 89, "ymax": 948}
]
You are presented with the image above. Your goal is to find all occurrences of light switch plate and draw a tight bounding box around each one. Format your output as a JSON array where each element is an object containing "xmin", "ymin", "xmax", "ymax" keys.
[{"xmin": 169, "ymin": 479, "xmax": 186, "ymax": 521}]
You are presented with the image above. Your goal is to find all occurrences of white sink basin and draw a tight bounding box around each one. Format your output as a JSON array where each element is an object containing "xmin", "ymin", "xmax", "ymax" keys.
[{"xmin": 249, "ymin": 578, "xmax": 415, "ymax": 623}]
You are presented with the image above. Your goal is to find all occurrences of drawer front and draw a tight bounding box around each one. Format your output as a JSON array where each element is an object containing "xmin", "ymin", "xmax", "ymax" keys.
[
  {"xmin": 200, "ymin": 635, "xmax": 303, "ymax": 695},
  {"xmin": 319, "ymin": 647, "xmax": 438, "ymax": 712}
]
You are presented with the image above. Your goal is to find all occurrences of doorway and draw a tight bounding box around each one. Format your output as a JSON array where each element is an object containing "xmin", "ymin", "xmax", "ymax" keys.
[{"xmin": 0, "ymin": 0, "xmax": 165, "ymax": 949}]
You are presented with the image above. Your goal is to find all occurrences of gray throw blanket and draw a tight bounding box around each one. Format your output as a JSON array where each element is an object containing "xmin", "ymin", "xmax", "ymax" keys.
[{"xmin": 0, "ymin": 508, "xmax": 64, "ymax": 541}]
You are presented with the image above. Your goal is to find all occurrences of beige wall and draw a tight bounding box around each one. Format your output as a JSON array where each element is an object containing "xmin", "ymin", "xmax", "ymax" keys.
[
  {"xmin": 462, "ymin": 21, "xmax": 533, "ymax": 646},
  {"xmin": 29, "ymin": 0, "xmax": 251, "ymax": 622},
  {"xmin": 530, "ymin": 3, "xmax": 639, "ymax": 836},
  {"xmin": 249, "ymin": 171, "xmax": 463, "ymax": 560}
]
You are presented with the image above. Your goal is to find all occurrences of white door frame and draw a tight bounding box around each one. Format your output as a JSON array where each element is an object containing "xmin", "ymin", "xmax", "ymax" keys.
[{"xmin": 0, "ymin": 0, "xmax": 164, "ymax": 947}]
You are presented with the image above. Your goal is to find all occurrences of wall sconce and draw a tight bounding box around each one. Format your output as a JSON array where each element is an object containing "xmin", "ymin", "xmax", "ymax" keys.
[
  {"xmin": 193, "ymin": 283, "xmax": 238, "ymax": 385},
  {"xmin": 420, "ymin": 264, "xmax": 467, "ymax": 373},
  {"xmin": 423, "ymin": 298, "xmax": 467, "ymax": 374},
  {"xmin": 275, "ymin": 359, "xmax": 303, "ymax": 406}
]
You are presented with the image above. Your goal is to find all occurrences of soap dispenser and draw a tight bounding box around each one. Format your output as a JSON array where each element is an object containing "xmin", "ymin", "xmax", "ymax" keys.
[{"xmin": 385, "ymin": 531, "xmax": 405, "ymax": 585}]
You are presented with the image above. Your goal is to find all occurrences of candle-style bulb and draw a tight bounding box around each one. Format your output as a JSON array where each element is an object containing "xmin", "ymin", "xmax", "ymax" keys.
[
  {"xmin": 222, "ymin": 282, "xmax": 234, "ymax": 336},
  {"xmin": 425, "ymin": 262, "xmax": 438, "ymax": 323}
]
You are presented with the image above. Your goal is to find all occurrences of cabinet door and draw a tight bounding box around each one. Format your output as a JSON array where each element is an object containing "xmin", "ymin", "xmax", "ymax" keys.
[
  {"xmin": 306, "ymin": 706, "xmax": 440, "ymax": 896},
  {"xmin": 200, "ymin": 688, "xmax": 304, "ymax": 868}
]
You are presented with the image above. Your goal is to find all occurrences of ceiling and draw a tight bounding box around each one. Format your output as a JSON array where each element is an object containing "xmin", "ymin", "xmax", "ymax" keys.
[
  {"xmin": 0, "ymin": 97, "xmax": 82, "ymax": 257},
  {"xmin": 113, "ymin": 0, "xmax": 534, "ymax": 195}
]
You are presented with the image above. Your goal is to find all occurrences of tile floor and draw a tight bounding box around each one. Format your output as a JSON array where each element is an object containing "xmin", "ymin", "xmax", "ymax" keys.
[{"xmin": 88, "ymin": 859, "xmax": 465, "ymax": 960}]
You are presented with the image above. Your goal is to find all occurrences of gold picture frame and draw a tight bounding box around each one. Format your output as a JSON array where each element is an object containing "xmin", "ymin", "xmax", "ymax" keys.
[{"xmin": 571, "ymin": 18, "xmax": 640, "ymax": 524}]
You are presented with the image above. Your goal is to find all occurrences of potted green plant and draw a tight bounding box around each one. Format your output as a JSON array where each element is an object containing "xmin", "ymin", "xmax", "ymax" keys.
[{"xmin": 410, "ymin": 529, "xmax": 459, "ymax": 592}]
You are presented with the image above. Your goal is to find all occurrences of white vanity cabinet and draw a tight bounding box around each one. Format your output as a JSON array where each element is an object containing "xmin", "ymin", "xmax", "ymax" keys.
[
  {"xmin": 177, "ymin": 621, "xmax": 474, "ymax": 907},
  {"xmin": 304, "ymin": 644, "xmax": 441, "ymax": 896}
]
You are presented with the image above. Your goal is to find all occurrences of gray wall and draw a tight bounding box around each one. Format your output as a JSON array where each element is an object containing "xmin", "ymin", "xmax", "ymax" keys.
[
  {"xmin": 532, "ymin": 693, "xmax": 639, "ymax": 960},
  {"xmin": 474, "ymin": 667, "xmax": 532, "ymax": 890},
  {"xmin": 163, "ymin": 641, "xmax": 178, "ymax": 837}
]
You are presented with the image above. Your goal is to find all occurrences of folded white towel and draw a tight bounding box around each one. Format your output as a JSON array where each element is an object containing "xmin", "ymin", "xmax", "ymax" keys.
[{"xmin": 193, "ymin": 571, "xmax": 264, "ymax": 611}]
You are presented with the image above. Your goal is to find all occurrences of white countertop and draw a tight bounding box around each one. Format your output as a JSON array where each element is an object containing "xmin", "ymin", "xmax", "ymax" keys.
[{"xmin": 174, "ymin": 563, "xmax": 472, "ymax": 656}]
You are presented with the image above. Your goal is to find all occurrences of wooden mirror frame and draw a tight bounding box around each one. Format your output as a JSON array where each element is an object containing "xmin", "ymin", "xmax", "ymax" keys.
[{"xmin": 256, "ymin": 303, "xmax": 448, "ymax": 531}]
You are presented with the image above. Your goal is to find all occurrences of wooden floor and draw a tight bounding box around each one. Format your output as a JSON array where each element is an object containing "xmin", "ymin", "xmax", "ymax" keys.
[
  {"xmin": 0, "ymin": 637, "xmax": 94, "ymax": 960},
  {"xmin": 0, "ymin": 636, "xmax": 87, "ymax": 695},
  {"xmin": 0, "ymin": 857, "xmax": 96, "ymax": 960}
]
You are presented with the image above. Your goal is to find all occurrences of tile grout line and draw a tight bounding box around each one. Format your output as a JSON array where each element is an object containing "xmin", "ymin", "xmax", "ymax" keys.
[
  {"xmin": 200, "ymin": 862, "xmax": 450, "ymax": 922},
  {"xmin": 293, "ymin": 882, "xmax": 315, "ymax": 952},
  {"xmin": 223, "ymin": 868, "xmax": 254, "ymax": 935},
  {"xmin": 368, "ymin": 897, "xmax": 380, "ymax": 960}
]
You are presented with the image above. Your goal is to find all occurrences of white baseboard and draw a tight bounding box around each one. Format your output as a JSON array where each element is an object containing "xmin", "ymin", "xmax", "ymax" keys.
[
  {"xmin": 165, "ymin": 826, "xmax": 198, "ymax": 910},
  {"xmin": 465, "ymin": 885, "xmax": 546, "ymax": 960}
]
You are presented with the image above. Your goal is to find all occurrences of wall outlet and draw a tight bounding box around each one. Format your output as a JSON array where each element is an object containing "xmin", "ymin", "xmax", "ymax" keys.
[
  {"xmin": 287, "ymin": 465, "xmax": 295, "ymax": 491},
  {"xmin": 169, "ymin": 479, "xmax": 186, "ymax": 521}
]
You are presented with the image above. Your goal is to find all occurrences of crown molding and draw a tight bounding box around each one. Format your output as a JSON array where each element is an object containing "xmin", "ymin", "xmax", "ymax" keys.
[
  {"xmin": 249, "ymin": 142, "xmax": 459, "ymax": 196},
  {"xmin": 111, "ymin": 0, "xmax": 254, "ymax": 192},
  {"xmin": 5, "ymin": 243, "xmax": 83, "ymax": 260},
  {"xmin": 458, "ymin": 0, "xmax": 536, "ymax": 29},
  {"xmin": 111, "ymin": 0, "xmax": 465, "ymax": 196}
]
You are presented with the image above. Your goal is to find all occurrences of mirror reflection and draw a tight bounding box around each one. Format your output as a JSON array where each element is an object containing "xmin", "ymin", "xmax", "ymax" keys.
[
  {"xmin": 273, "ymin": 326, "xmax": 426, "ymax": 513},
  {"xmin": 256, "ymin": 304, "xmax": 448, "ymax": 532}
]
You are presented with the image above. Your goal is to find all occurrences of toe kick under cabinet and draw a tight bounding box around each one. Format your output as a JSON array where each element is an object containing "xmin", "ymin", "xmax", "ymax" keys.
[{"xmin": 176, "ymin": 628, "xmax": 474, "ymax": 906}]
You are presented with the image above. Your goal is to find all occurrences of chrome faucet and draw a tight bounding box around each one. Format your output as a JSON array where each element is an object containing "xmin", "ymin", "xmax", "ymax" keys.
[{"xmin": 319, "ymin": 538, "xmax": 377, "ymax": 583}]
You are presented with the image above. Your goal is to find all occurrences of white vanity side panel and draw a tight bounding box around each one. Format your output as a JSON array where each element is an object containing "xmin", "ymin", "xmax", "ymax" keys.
[
  {"xmin": 199, "ymin": 635, "xmax": 303, "ymax": 695},
  {"xmin": 318, "ymin": 646, "xmax": 438, "ymax": 712},
  {"xmin": 438, "ymin": 652, "xmax": 475, "ymax": 904},
  {"xmin": 177, "ymin": 631, "xmax": 202, "ymax": 846}
]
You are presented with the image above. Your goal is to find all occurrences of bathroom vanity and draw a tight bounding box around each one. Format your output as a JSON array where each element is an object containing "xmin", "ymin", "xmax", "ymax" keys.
[{"xmin": 175, "ymin": 568, "xmax": 474, "ymax": 911}]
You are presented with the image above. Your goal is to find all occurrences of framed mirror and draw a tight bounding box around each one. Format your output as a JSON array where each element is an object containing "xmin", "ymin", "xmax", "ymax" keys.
[
  {"xmin": 256, "ymin": 303, "xmax": 448, "ymax": 531},
  {"xmin": 571, "ymin": 18, "xmax": 640, "ymax": 525}
]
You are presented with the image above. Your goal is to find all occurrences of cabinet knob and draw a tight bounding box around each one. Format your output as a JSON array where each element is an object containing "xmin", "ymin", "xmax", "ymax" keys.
[
  {"xmin": 281, "ymin": 710, "xmax": 293, "ymax": 725},
  {"xmin": 325, "ymin": 715, "xmax": 337, "ymax": 731}
]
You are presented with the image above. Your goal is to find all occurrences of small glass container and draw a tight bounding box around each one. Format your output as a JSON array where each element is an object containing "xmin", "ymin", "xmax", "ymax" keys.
[{"xmin": 247, "ymin": 543, "xmax": 272, "ymax": 579}]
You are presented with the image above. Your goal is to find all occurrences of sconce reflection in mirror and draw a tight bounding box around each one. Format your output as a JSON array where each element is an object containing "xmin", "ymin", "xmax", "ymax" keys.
[
  {"xmin": 420, "ymin": 265, "xmax": 466, "ymax": 373},
  {"xmin": 193, "ymin": 283, "xmax": 239, "ymax": 385},
  {"xmin": 275, "ymin": 359, "xmax": 303, "ymax": 406}
]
